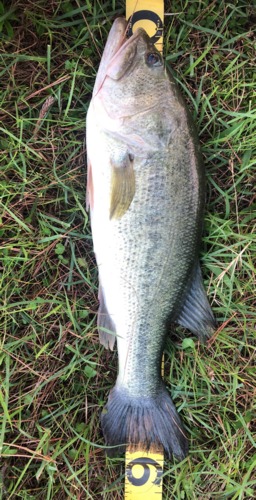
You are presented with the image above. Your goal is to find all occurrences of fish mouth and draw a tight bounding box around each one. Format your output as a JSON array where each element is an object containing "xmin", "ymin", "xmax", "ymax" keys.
[
  {"xmin": 111, "ymin": 17, "xmax": 149, "ymax": 56},
  {"xmin": 93, "ymin": 18, "xmax": 149, "ymax": 96}
]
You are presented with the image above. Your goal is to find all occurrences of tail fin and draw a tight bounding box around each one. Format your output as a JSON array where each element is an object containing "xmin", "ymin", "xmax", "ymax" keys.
[{"xmin": 101, "ymin": 385, "xmax": 188, "ymax": 460}]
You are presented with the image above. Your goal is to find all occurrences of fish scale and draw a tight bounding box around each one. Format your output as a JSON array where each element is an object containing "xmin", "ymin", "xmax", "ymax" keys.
[{"xmin": 86, "ymin": 18, "xmax": 216, "ymax": 459}]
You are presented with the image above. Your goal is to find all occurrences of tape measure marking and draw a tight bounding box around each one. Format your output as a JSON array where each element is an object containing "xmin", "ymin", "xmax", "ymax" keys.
[
  {"xmin": 125, "ymin": 448, "xmax": 164, "ymax": 498},
  {"xmin": 126, "ymin": 0, "xmax": 164, "ymax": 52},
  {"xmin": 127, "ymin": 10, "xmax": 163, "ymax": 45}
]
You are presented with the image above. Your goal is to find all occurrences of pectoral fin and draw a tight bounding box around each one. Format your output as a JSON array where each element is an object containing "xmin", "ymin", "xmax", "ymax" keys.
[
  {"xmin": 98, "ymin": 284, "xmax": 116, "ymax": 350},
  {"xmin": 177, "ymin": 263, "xmax": 217, "ymax": 343},
  {"xmin": 86, "ymin": 160, "xmax": 93, "ymax": 211},
  {"xmin": 110, "ymin": 154, "xmax": 135, "ymax": 219}
]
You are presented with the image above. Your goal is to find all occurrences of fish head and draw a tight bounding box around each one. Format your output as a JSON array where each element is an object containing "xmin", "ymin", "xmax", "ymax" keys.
[{"xmin": 93, "ymin": 18, "xmax": 166, "ymax": 117}]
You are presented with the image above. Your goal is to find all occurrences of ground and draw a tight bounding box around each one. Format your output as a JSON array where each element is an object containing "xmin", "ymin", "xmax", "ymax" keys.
[{"xmin": 0, "ymin": 1, "xmax": 255, "ymax": 498}]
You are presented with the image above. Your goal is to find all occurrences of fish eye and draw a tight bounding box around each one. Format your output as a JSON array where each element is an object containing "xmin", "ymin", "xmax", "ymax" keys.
[{"xmin": 146, "ymin": 52, "xmax": 162, "ymax": 67}]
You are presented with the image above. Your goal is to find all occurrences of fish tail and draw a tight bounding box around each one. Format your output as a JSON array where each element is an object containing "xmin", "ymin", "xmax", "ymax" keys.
[{"xmin": 101, "ymin": 385, "xmax": 188, "ymax": 460}]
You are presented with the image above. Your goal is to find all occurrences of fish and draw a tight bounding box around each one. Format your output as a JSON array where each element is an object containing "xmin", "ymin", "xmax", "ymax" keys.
[{"xmin": 86, "ymin": 17, "xmax": 216, "ymax": 460}]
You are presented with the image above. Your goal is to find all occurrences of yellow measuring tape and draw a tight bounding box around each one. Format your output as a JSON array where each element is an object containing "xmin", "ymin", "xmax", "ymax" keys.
[
  {"xmin": 125, "ymin": 448, "xmax": 164, "ymax": 498},
  {"xmin": 126, "ymin": 0, "xmax": 164, "ymax": 53},
  {"xmin": 124, "ymin": 5, "xmax": 164, "ymax": 497}
]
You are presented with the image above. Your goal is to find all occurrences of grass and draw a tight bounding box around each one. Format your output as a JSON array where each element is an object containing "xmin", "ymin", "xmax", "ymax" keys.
[{"xmin": 0, "ymin": 0, "xmax": 255, "ymax": 498}]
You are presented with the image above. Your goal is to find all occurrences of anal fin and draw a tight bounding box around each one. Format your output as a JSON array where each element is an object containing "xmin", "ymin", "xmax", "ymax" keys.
[
  {"xmin": 177, "ymin": 263, "xmax": 217, "ymax": 343},
  {"xmin": 98, "ymin": 284, "xmax": 116, "ymax": 350}
]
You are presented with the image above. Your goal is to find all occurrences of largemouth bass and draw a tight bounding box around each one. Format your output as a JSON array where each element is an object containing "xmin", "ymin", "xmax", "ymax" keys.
[{"xmin": 86, "ymin": 18, "xmax": 216, "ymax": 460}]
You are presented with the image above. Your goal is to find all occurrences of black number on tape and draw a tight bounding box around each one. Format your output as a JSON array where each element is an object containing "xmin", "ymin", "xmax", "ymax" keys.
[
  {"xmin": 126, "ymin": 457, "xmax": 163, "ymax": 487},
  {"xmin": 127, "ymin": 10, "xmax": 163, "ymax": 44}
]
